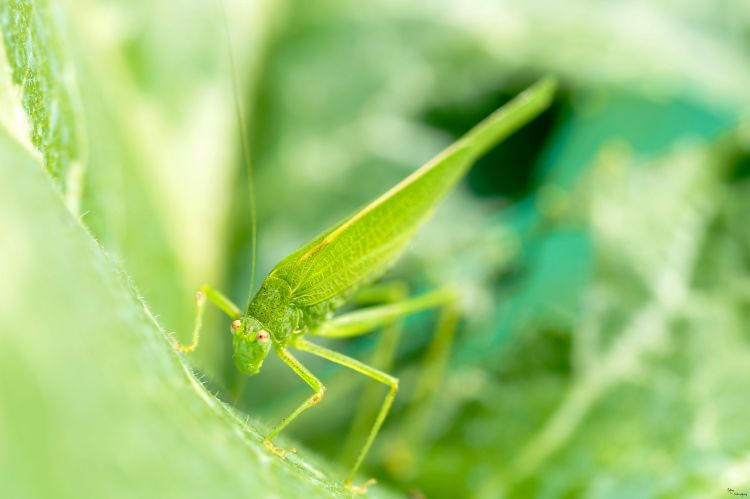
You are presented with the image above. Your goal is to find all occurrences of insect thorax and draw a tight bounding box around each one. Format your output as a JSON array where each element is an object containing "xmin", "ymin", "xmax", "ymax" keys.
[{"xmin": 246, "ymin": 276, "xmax": 301, "ymax": 343}]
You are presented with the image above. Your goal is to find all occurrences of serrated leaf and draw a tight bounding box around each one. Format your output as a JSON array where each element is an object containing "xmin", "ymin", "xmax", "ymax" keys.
[{"xmin": 0, "ymin": 0, "xmax": 81, "ymax": 197}]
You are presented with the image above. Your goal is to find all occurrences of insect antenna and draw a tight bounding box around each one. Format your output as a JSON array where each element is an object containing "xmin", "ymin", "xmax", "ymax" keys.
[{"xmin": 217, "ymin": 0, "xmax": 258, "ymax": 301}]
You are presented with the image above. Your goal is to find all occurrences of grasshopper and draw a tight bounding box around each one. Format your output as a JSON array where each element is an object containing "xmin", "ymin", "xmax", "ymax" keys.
[{"xmin": 171, "ymin": 76, "xmax": 556, "ymax": 493}]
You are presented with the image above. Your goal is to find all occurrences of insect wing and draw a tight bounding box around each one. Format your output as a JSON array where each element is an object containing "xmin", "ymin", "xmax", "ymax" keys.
[{"xmin": 270, "ymin": 77, "xmax": 557, "ymax": 306}]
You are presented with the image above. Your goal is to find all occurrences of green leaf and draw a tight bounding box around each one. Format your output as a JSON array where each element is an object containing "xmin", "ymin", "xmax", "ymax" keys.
[
  {"xmin": 0, "ymin": 0, "xmax": 82, "ymax": 204},
  {"xmin": 0, "ymin": 129, "xmax": 398, "ymax": 498}
]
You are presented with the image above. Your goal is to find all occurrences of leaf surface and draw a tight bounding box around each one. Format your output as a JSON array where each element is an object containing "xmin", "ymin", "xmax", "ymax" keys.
[{"xmin": 0, "ymin": 129, "xmax": 401, "ymax": 499}]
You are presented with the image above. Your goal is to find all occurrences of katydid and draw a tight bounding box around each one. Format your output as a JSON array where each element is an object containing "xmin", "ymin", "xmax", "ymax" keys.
[{"xmin": 171, "ymin": 76, "xmax": 556, "ymax": 493}]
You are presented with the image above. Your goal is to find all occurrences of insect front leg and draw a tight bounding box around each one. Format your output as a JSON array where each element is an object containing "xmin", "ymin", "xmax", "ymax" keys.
[
  {"xmin": 264, "ymin": 346, "xmax": 326, "ymax": 458},
  {"xmin": 292, "ymin": 337, "xmax": 399, "ymax": 494},
  {"xmin": 169, "ymin": 284, "xmax": 241, "ymax": 353}
]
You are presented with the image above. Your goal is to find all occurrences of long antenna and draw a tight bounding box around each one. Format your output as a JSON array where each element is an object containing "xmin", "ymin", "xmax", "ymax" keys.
[{"xmin": 217, "ymin": 0, "xmax": 258, "ymax": 300}]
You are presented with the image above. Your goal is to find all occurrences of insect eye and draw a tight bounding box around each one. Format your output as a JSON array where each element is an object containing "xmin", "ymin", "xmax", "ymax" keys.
[
  {"xmin": 257, "ymin": 330, "xmax": 270, "ymax": 342},
  {"xmin": 230, "ymin": 320, "xmax": 241, "ymax": 331}
]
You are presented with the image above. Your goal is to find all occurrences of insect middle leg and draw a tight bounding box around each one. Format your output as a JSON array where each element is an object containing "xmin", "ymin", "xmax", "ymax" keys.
[
  {"xmin": 169, "ymin": 284, "xmax": 241, "ymax": 352},
  {"xmin": 310, "ymin": 286, "xmax": 459, "ymax": 481},
  {"xmin": 264, "ymin": 346, "xmax": 326, "ymax": 457},
  {"xmin": 339, "ymin": 283, "xmax": 409, "ymax": 465},
  {"xmin": 291, "ymin": 337, "xmax": 398, "ymax": 493}
]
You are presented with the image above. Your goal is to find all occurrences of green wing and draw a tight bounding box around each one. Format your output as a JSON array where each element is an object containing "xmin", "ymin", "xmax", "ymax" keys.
[{"xmin": 270, "ymin": 77, "xmax": 557, "ymax": 306}]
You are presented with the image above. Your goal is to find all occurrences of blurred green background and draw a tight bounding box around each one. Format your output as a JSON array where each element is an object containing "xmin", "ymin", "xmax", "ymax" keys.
[{"xmin": 2, "ymin": 0, "xmax": 750, "ymax": 497}]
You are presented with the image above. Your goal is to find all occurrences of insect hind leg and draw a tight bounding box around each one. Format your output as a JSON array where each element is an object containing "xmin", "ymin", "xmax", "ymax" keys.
[
  {"xmin": 338, "ymin": 282, "xmax": 410, "ymax": 469},
  {"xmin": 384, "ymin": 301, "xmax": 460, "ymax": 480}
]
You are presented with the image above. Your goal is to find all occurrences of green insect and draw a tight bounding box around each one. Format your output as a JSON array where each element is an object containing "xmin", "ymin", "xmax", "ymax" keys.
[{"xmin": 171, "ymin": 76, "xmax": 556, "ymax": 493}]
